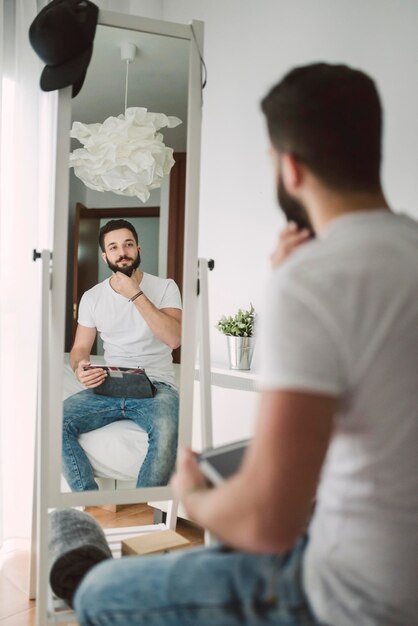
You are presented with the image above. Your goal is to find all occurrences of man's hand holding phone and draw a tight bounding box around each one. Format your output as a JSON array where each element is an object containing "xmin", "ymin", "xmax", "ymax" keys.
[
  {"xmin": 75, "ymin": 359, "xmax": 107, "ymax": 389},
  {"xmin": 270, "ymin": 221, "xmax": 312, "ymax": 269}
]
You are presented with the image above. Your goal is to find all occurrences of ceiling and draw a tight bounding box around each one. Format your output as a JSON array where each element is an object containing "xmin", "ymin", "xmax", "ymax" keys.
[{"xmin": 71, "ymin": 24, "xmax": 190, "ymax": 151}]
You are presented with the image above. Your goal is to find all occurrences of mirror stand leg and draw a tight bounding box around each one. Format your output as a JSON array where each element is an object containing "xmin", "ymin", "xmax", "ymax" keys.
[
  {"xmin": 165, "ymin": 499, "xmax": 179, "ymax": 530},
  {"xmin": 198, "ymin": 259, "xmax": 217, "ymax": 547},
  {"xmin": 29, "ymin": 414, "xmax": 38, "ymax": 599},
  {"xmin": 28, "ymin": 503, "xmax": 37, "ymax": 600}
]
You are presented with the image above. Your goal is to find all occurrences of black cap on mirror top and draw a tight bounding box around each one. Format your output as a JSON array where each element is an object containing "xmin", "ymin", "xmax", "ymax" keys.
[{"xmin": 29, "ymin": 0, "xmax": 99, "ymax": 98}]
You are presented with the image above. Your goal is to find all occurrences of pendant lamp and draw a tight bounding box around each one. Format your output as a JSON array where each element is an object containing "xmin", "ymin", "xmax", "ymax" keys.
[{"xmin": 69, "ymin": 43, "xmax": 182, "ymax": 202}]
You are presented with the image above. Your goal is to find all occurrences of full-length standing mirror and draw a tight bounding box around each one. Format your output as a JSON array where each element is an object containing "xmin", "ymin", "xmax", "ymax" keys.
[
  {"xmin": 40, "ymin": 11, "xmax": 203, "ymax": 509},
  {"xmin": 61, "ymin": 22, "xmax": 189, "ymax": 495}
]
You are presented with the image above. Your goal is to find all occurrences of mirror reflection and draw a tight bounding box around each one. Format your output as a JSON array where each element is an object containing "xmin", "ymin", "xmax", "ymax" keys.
[{"xmin": 62, "ymin": 24, "xmax": 190, "ymax": 492}]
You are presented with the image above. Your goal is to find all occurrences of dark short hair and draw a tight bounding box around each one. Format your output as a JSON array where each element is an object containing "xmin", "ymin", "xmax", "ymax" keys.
[
  {"xmin": 99, "ymin": 219, "xmax": 139, "ymax": 252},
  {"xmin": 261, "ymin": 63, "xmax": 383, "ymax": 192}
]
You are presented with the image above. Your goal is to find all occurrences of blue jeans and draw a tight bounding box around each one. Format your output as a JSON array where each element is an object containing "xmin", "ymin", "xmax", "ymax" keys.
[
  {"xmin": 74, "ymin": 538, "xmax": 320, "ymax": 626},
  {"xmin": 62, "ymin": 382, "xmax": 179, "ymax": 490}
]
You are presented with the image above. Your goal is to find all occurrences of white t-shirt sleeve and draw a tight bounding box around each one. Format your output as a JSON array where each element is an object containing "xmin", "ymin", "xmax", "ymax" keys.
[
  {"xmin": 159, "ymin": 279, "xmax": 182, "ymax": 310},
  {"xmin": 77, "ymin": 292, "xmax": 96, "ymax": 328},
  {"xmin": 260, "ymin": 272, "xmax": 347, "ymax": 395}
]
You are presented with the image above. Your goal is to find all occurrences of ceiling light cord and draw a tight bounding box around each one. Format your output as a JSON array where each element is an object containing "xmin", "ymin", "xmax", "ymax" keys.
[
  {"xmin": 190, "ymin": 23, "xmax": 207, "ymax": 90},
  {"xmin": 124, "ymin": 59, "xmax": 130, "ymax": 112},
  {"xmin": 121, "ymin": 43, "xmax": 136, "ymax": 112}
]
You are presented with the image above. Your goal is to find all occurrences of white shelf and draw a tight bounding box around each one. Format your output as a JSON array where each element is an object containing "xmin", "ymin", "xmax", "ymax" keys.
[{"xmin": 194, "ymin": 362, "xmax": 259, "ymax": 392}]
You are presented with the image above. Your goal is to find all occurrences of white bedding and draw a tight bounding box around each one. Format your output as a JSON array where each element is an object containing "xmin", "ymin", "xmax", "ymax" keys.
[{"xmin": 63, "ymin": 355, "xmax": 150, "ymax": 482}]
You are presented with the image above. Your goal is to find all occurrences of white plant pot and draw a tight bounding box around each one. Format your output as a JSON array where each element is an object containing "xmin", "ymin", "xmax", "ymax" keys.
[{"xmin": 226, "ymin": 335, "xmax": 255, "ymax": 370}]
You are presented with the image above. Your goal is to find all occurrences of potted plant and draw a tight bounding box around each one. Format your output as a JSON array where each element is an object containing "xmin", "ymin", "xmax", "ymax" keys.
[{"xmin": 216, "ymin": 304, "xmax": 255, "ymax": 370}]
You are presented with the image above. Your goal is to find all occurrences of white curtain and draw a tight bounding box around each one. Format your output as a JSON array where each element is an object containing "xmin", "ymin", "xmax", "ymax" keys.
[{"xmin": 0, "ymin": 0, "xmax": 55, "ymax": 547}]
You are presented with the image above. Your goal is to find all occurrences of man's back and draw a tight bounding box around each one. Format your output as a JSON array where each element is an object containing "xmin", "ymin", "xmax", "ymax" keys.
[{"xmin": 263, "ymin": 210, "xmax": 418, "ymax": 625}]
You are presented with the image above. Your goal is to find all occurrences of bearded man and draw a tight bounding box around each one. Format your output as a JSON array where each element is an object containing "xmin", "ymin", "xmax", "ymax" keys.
[
  {"xmin": 62, "ymin": 218, "xmax": 182, "ymax": 490},
  {"xmin": 75, "ymin": 64, "xmax": 418, "ymax": 626}
]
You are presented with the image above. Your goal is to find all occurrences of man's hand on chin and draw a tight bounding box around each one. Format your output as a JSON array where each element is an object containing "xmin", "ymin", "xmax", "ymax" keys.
[
  {"xmin": 112, "ymin": 271, "xmax": 139, "ymax": 300},
  {"xmin": 270, "ymin": 222, "xmax": 312, "ymax": 268}
]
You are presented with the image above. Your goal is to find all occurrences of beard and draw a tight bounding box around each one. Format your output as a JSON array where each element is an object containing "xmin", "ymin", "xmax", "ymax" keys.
[
  {"xmin": 106, "ymin": 250, "xmax": 141, "ymax": 277},
  {"xmin": 277, "ymin": 174, "xmax": 314, "ymax": 233}
]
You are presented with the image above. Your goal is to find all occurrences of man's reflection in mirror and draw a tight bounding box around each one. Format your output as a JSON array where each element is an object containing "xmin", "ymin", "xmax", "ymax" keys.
[{"xmin": 62, "ymin": 219, "xmax": 182, "ymax": 490}]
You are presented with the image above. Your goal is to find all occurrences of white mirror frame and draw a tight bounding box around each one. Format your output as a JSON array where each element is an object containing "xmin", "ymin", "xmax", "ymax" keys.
[{"xmin": 38, "ymin": 11, "xmax": 204, "ymax": 510}]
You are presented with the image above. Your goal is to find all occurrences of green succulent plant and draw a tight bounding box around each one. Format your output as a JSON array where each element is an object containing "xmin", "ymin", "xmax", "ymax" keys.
[{"xmin": 216, "ymin": 304, "xmax": 255, "ymax": 337}]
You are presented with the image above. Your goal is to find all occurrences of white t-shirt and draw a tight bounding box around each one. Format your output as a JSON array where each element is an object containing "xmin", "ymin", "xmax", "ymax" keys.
[
  {"xmin": 78, "ymin": 272, "xmax": 182, "ymax": 387},
  {"xmin": 259, "ymin": 210, "xmax": 418, "ymax": 626}
]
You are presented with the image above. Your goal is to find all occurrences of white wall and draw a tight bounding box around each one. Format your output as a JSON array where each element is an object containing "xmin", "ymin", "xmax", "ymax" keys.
[
  {"xmin": 96, "ymin": 0, "xmax": 163, "ymax": 19},
  {"xmin": 162, "ymin": 0, "xmax": 418, "ymax": 366}
]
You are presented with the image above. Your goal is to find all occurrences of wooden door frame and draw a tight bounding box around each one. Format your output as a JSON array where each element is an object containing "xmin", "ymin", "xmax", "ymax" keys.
[
  {"xmin": 167, "ymin": 152, "xmax": 186, "ymax": 292},
  {"xmin": 167, "ymin": 152, "xmax": 187, "ymax": 363}
]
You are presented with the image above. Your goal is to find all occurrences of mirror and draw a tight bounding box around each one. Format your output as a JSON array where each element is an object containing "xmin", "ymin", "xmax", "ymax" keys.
[{"xmin": 47, "ymin": 12, "xmax": 203, "ymax": 501}]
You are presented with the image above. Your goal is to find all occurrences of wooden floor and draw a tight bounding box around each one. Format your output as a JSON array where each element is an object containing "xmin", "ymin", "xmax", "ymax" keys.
[{"xmin": 0, "ymin": 504, "xmax": 204, "ymax": 626}]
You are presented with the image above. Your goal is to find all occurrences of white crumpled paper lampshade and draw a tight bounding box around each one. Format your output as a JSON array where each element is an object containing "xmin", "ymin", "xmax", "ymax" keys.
[{"xmin": 69, "ymin": 107, "xmax": 182, "ymax": 202}]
